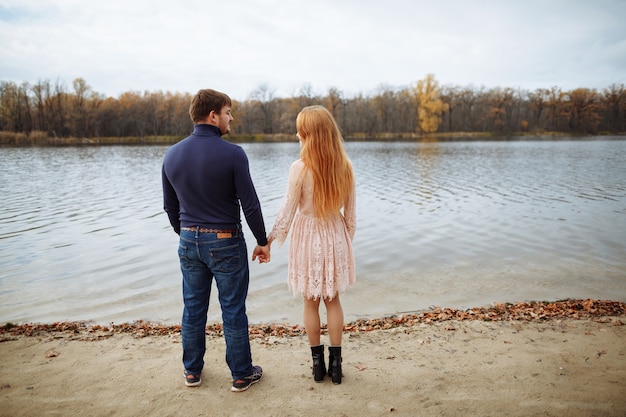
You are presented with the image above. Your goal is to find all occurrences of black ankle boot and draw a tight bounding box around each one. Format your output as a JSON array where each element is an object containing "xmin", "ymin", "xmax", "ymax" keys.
[
  {"xmin": 311, "ymin": 345, "xmax": 326, "ymax": 382},
  {"xmin": 328, "ymin": 346, "xmax": 342, "ymax": 384}
]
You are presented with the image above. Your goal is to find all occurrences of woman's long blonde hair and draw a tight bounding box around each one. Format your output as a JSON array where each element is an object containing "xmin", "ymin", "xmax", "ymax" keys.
[{"xmin": 297, "ymin": 105, "xmax": 354, "ymax": 218}]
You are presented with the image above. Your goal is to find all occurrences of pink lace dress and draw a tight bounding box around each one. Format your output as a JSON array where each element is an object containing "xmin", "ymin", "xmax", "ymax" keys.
[{"xmin": 268, "ymin": 159, "xmax": 356, "ymax": 300}]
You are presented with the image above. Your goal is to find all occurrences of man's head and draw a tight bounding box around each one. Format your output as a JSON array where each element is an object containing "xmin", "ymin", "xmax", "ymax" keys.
[{"xmin": 189, "ymin": 89, "xmax": 233, "ymax": 135}]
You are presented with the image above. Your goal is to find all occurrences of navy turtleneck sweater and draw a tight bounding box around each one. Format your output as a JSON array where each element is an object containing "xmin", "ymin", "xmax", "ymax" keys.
[{"xmin": 162, "ymin": 124, "xmax": 267, "ymax": 246}]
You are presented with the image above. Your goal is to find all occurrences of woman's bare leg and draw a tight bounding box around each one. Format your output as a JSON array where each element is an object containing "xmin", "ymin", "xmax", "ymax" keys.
[
  {"xmin": 303, "ymin": 297, "xmax": 322, "ymax": 346},
  {"xmin": 323, "ymin": 295, "xmax": 344, "ymax": 346}
]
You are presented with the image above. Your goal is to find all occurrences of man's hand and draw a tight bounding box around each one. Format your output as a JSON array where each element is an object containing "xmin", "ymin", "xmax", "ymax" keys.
[{"xmin": 252, "ymin": 244, "xmax": 271, "ymax": 263}]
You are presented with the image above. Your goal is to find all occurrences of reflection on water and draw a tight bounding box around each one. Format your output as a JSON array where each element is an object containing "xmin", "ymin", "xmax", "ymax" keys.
[{"xmin": 1, "ymin": 138, "xmax": 625, "ymax": 325}]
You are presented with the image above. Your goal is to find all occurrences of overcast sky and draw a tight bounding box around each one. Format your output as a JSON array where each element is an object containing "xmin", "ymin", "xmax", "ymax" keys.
[{"xmin": 1, "ymin": 0, "xmax": 625, "ymax": 101}]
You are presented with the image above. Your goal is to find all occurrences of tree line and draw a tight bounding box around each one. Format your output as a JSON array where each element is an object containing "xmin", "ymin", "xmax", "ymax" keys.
[{"xmin": 1, "ymin": 75, "xmax": 624, "ymax": 144}]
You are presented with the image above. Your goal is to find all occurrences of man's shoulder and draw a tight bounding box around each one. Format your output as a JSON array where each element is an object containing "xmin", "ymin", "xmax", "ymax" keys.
[
  {"xmin": 169, "ymin": 134, "xmax": 194, "ymax": 147},
  {"xmin": 164, "ymin": 135, "xmax": 244, "ymax": 161},
  {"xmin": 220, "ymin": 140, "xmax": 247, "ymax": 159},
  {"xmin": 219, "ymin": 138, "xmax": 243, "ymax": 150},
  {"xmin": 163, "ymin": 136, "xmax": 191, "ymax": 157}
]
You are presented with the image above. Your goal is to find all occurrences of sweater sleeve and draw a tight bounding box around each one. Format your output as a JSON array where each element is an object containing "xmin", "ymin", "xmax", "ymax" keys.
[
  {"xmin": 162, "ymin": 164, "xmax": 181, "ymax": 234},
  {"xmin": 233, "ymin": 146, "xmax": 268, "ymax": 246},
  {"xmin": 268, "ymin": 160, "xmax": 304, "ymax": 246}
]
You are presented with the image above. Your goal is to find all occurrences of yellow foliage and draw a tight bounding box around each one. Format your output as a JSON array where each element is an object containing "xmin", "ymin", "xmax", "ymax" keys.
[
  {"xmin": 414, "ymin": 74, "xmax": 448, "ymax": 134},
  {"xmin": 520, "ymin": 120, "xmax": 529, "ymax": 131}
]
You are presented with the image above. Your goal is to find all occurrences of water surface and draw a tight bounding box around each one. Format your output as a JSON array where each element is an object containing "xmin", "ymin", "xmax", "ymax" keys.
[{"xmin": 1, "ymin": 138, "xmax": 624, "ymax": 325}]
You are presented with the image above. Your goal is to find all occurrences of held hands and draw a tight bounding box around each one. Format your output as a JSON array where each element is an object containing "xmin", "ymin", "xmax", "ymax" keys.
[{"xmin": 252, "ymin": 243, "xmax": 271, "ymax": 264}]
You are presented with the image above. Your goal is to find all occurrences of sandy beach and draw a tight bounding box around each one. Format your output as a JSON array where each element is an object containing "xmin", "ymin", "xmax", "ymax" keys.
[{"xmin": 1, "ymin": 300, "xmax": 625, "ymax": 417}]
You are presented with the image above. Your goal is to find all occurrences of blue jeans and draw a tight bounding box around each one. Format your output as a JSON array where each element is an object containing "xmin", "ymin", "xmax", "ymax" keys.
[{"xmin": 178, "ymin": 227, "xmax": 253, "ymax": 380}]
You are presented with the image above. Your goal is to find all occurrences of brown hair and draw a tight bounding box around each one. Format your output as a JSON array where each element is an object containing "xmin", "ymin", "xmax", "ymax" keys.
[
  {"xmin": 297, "ymin": 105, "xmax": 354, "ymax": 218},
  {"xmin": 189, "ymin": 89, "xmax": 232, "ymax": 123}
]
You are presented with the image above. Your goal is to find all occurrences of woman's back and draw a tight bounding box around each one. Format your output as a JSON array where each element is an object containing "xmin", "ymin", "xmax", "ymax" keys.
[{"xmin": 297, "ymin": 106, "xmax": 354, "ymax": 219}]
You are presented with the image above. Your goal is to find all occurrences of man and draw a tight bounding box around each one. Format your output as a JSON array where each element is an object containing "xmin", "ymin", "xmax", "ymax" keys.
[{"xmin": 162, "ymin": 89, "xmax": 270, "ymax": 392}]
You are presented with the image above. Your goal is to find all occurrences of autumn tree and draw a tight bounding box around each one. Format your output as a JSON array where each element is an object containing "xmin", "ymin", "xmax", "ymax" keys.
[
  {"xmin": 440, "ymin": 85, "xmax": 459, "ymax": 133},
  {"xmin": 545, "ymin": 86, "xmax": 568, "ymax": 132},
  {"xmin": 414, "ymin": 74, "xmax": 448, "ymax": 134},
  {"xmin": 248, "ymin": 84, "xmax": 277, "ymax": 134},
  {"xmin": 485, "ymin": 87, "xmax": 520, "ymax": 133},
  {"xmin": 325, "ymin": 87, "xmax": 343, "ymax": 117},
  {"xmin": 70, "ymin": 78, "xmax": 103, "ymax": 137},
  {"xmin": 31, "ymin": 79, "xmax": 52, "ymax": 133},
  {"xmin": 396, "ymin": 89, "xmax": 417, "ymax": 133},
  {"xmin": 1, "ymin": 76, "xmax": 624, "ymax": 140},
  {"xmin": 602, "ymin": 84, "xmax": 625, "ymax": 132},
  {"xmin": 527, "ymin": 88, "xmax": 550, "ymax": 130},
  {"xmin": 373, "ymin": 85, "xmax": 398, "ymax": 133},
  {"xmin": 567, "ymin": 88, "xmax": 601, "ymax": 133}
]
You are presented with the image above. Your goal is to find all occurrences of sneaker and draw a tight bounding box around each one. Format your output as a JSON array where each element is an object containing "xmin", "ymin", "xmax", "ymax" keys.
[
  {"xmin": 184, "ymin": 370, "xmax": 202, "ymax": 387},
  {"xmin": 231, "ymin": 365, "xmax": 263, "ymax": 392}
]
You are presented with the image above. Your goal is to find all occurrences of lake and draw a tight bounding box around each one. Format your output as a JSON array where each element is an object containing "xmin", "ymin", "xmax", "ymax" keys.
[{"xmin": 1, "ymin": 137, "xmax": 625, "ymax": 325}]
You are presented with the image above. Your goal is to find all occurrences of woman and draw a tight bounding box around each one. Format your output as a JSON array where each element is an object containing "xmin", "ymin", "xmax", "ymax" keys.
[{"xmin": 268, "ymin": 105, "xmax": 356, "ymax": 384}]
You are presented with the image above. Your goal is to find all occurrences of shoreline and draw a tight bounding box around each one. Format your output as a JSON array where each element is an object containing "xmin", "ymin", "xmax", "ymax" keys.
[
  {"xmin": 1, "ymin": 299, "xmax": 624, "ymax": 416},
  {"xmin": 0, "ymin": 300, "xmax": 626, "ymax": 417},
  {"xmin": 2, "ymin": 299, "xmax": 624, "ymax": 340},
  {"xmin": 1, "ymin": 132, "xmax": 622, "ymax": 147}
]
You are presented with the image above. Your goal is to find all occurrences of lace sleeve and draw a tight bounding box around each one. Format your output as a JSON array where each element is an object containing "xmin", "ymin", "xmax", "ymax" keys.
[
  {"xmin": 343, "ymin": 167, "xmax": 356, "ymax": 241},
  {"xmin": 268, "ymin": 160, "xmax": 305, "ymax": 247}
]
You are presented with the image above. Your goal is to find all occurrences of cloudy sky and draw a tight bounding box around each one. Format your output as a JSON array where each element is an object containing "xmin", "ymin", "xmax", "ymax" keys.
[{"xmin": 1, "ymin": 0, "xmax": 624, "ymax": 100}]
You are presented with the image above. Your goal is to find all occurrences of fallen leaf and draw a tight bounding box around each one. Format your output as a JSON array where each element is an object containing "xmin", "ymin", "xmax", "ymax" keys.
[
  {"xmin": 45, "ymin": 350, "xmax": 59, "ymax": 358},
  {"xmin": 1, "ymin": 299, "xmax": 624, "ymax": 339}
]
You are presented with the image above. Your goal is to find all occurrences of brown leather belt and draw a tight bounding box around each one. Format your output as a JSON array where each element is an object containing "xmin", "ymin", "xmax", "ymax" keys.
[{"xmin": 181, "ymin": 227, "xmax": 237, "ymax": 233}]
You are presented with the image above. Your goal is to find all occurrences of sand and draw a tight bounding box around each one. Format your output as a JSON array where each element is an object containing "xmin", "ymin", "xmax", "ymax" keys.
[{"xmin": 1, "ymin": 310, "xmax": 625, "ymax": 417}]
